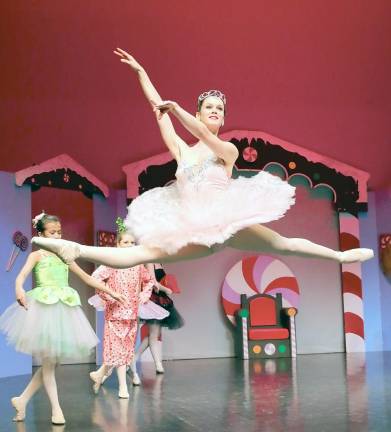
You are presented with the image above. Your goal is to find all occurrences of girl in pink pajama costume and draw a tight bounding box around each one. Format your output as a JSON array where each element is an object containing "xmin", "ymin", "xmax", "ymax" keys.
[{"xmin": 89, "ymin": 229, "xmax": 158, "ymax": 398}]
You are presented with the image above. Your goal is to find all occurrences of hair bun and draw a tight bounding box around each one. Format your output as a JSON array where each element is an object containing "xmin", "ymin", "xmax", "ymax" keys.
[{"xmin": 32, "ymin": 211, "xmax": 46, "ymax": 228}]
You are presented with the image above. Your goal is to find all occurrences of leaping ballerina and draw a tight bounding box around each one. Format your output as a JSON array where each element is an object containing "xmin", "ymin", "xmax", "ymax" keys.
[{"xmin": 32, "ymin": 48, "xmax": 374, "ymax": 270}]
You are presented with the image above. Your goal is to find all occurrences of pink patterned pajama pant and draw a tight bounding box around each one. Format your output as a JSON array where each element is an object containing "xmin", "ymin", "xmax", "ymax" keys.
[{"xmin": 103, "ymin": 319, "xmax": 138, "ymax": 367}]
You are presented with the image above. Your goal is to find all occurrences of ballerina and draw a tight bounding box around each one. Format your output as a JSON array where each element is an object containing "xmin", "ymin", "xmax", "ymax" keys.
[
  {"xmin": 32, "ymin": 48, "xmax": 374, "ymax": 270},
  {"xmin": 0, "ymin": 212, "xmax": 125, "ymax": 425}
]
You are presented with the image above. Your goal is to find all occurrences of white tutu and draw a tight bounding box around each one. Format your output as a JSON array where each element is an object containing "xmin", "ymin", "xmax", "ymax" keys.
[
  {"xmin": 0, "ymin": 297, "xmax": 99, "ymax": 361},
  {"xmin": 88, "ymin": 295, "xmax": 169, "ymax": 320},
  {"xmin": 125, "ymin": 156, "xmax": 296, "ymax": 254}
]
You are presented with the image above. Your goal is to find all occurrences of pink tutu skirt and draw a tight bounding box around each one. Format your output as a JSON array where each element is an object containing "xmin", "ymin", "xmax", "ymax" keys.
[{"xmin": 125, "ymin": 164, "xmax": 296, "ymax": 254}]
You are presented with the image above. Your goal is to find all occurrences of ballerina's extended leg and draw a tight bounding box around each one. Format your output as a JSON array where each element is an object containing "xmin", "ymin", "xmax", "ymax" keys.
[
  {"xmin": 31, "ymin": 237, "xmax": 214, "ymax": 268},
  {"xmin": 32, "ymin": 223, "xmax": 373, "ymax": 268},
  {"xmin": 227, "ymin": 225, "xmax": 374, "ymax": 263}
]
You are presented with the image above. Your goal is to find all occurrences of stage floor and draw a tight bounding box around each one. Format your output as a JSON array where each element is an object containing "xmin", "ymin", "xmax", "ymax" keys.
[{"xmin": 1, "ymin": 352, "xmax": 391, "ymax": 432}]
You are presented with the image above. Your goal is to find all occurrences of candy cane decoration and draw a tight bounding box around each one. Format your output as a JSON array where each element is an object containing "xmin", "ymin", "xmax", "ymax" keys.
[
  {"xmin": 242, "ymin": 317, "xmax": 249, "ymax": 359},
  {"xmin": 289, "ymin": 313, "xmax": 297, "ymax": 358}
]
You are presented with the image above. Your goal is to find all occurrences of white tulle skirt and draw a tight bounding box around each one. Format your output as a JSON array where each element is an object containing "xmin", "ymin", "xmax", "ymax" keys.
[
  {"xmin": 88, "ymin": 295, "xmax": 169, "ymax": 320},
  {"xmin": 125, "ymin": 170, "xmax": 296, "ymax": 254},
  {"xmin": 0, "ymin": 297, "xmax": 99, "ymax": 361}
]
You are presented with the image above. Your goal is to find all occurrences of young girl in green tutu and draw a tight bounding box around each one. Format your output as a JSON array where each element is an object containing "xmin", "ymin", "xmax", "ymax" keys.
[{"xmin": 0, "ymin": 212, "xmax": 125, "ymax": 426}]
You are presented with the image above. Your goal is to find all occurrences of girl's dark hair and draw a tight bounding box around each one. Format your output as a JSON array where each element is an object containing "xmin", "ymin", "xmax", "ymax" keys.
[{"xmin": 35, "ymin": 214, "xmax": 61, "ymax": 233}]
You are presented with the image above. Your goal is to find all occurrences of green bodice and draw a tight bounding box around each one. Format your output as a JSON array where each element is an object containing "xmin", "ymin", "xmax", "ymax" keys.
[{"xmin": 27, "ymin": 254, "xmax": 81, "ymax": 307}]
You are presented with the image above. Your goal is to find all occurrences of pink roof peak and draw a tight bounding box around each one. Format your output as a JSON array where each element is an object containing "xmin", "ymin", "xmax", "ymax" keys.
[{"xmin": 15, "ymin": 153, "xmax": 109, "ymax": 198}]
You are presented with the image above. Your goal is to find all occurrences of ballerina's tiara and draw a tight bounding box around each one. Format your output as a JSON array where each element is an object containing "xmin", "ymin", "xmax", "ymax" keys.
[
  {"xmin": 197, "ymin": 90, "xmax": 226, "ymax": 106},
  {"xmin": 115, "ymin": 217, "xmax": 127, "ymax": 234},
  {"xmin": 32, "ymin": 211, "xmax": 46, "ymax": 228}
]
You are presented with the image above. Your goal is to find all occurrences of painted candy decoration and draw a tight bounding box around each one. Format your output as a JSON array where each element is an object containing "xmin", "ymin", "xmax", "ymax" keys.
[
  {"xmin": 6, "ymin": 231, "xmax": 29, "ymax": 271},
  {"xmin": 380, "ymin": 234, "xmax": 391, "ymax": 277},
  {"xmin": 221, "ymin": 255, "xmax": 300, "ymax": 324},
  {"xmin": 242, "ymin": 146, "xmax": 258, "ymax": 162}
]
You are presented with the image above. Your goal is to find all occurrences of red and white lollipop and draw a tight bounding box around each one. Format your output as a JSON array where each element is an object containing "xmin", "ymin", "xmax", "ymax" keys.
[{"xmin": 221, "ymin": 255, "xmax": 300, "ymax": 324}]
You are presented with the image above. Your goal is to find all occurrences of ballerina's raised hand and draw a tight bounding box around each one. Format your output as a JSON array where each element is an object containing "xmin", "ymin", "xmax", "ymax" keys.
[
  {"xmin": 113, "ymin": 47, "xmax": 144, "ymax": 72},
  {"xmin": 152, "ymin": 100, "xmax": 178, "ymax": 119}
]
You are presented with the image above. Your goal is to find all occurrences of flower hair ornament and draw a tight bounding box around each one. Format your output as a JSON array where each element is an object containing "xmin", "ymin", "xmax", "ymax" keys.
[
  {"xmin": 115, "ymin": 217, "xmax": 127, "ymax": 234},
  {"xmin": 32, "ymin": 211, "xmax": 46, "ymax": 229}
]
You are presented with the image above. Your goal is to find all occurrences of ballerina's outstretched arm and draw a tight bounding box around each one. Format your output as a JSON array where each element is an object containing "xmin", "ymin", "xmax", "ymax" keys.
[
  {"xmin": 114, "ymin": 48, "xmax": 188, "ymax": 161},
  {"xmin": 69, "ymin": 262, "xmax": 126, "ymax": 304}
]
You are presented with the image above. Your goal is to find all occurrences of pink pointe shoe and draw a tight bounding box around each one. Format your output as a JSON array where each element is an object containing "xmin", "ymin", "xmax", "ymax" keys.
[
  {"xmin": 337, "ymin": 248, "xmax": 374, "ymax": 264},
  {"xmin": 31, "ymin": 237, "xmax": 81, "ymax": 264}
]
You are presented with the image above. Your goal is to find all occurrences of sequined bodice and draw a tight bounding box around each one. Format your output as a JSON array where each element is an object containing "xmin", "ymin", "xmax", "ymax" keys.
[{"xmin": 175, "ymin": 155, "xmax": 230, "ymax": 190}]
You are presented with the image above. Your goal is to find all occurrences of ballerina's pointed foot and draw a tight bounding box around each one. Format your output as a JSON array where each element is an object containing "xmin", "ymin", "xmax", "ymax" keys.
[
  {"xmin": 338, "ymin": 248, "xmax": 374, "ymax": 264},
  {"xmin": 31, "ymin": 237, "xmax": 81, "ymax": 264},
  {"xmin": 11, "ymin": 396, "xmax": 26, "ymax": 422},
  {"xmin": 90, "ymin": 371, "xmax": 104, "ymax": 395}
]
